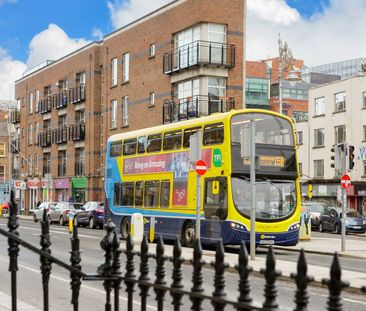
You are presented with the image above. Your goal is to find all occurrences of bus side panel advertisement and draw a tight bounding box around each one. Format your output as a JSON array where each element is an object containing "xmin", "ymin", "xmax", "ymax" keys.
[{"xmin": 172, "ymin": 179, "xmax": 188, "ymax": 206}]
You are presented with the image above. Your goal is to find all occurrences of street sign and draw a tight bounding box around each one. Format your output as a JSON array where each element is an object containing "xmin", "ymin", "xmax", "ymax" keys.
[
  {"xmin": 195, "ymin": 159, "xmax": 207, "ymax": 176},
  {"xmin": 340, "ymin": 174, "xmax": 351, "ymax": 189}
]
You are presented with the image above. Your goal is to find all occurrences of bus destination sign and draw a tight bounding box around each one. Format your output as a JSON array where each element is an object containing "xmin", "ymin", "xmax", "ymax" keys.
[{"xmin": 243, "ymin": 155, "xmax": 285, "ymax": 167}]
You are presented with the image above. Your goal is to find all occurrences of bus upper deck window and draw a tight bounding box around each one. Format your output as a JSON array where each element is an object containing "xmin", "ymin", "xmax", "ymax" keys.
[
  {"xmin": 147, "ymin": 134, "xmax": 162, "ymax": 153},
  {"xmin": 163, "ymin": 130, "xmax": 182, "ymax": 151},
  {"xmin": 203, "ymin": 123, "xmax": 224, "ymax": 145},
  {"xmin": 138, "ymin": 136, "xmax": 146, "ymax": 154},
  {"xmin": 110, "ymin": 140, "xmax": 122, "ymax": 157},
  {"xmin": 183, "ymin": 127, "xmax": 201, "ymax": 148},
  {"xmin": 123, "ymin": 138, "xmax": 137, "ymax": 156}
]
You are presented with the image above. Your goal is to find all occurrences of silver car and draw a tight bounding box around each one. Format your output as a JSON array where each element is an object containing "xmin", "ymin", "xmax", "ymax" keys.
[
  {"xmin": 33, "ymin": 202, "xmax": 57, "ymax": 222},
  {"xmin": 49, "ymin": 202, "xmax": 83, "ymax": 225}
]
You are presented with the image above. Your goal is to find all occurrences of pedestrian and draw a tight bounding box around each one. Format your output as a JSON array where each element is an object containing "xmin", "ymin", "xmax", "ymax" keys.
[{"xmin": 36, "ymin": 199, "xmax": 42, "ymax": 208}]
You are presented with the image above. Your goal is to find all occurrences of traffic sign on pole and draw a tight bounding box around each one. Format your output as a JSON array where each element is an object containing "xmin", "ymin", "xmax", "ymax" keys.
[
  {"xmin": 340, "ymin": 174, "xmax": 351, "ymax": 189},
  {"xmin": 195, "ymin": 159, "xmax": 207, "ymax": 176}
]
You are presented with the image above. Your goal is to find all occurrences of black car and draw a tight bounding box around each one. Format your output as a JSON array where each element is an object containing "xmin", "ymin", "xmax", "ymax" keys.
[
  {"xmin": 75, "ymin": 201, "xmax": 104, "ymax": 229},
  {"xmin": 302, "ymin": 201, "xmax": 327, "ymax": 230},
  {"xmin": 319, "ymin": 207, "xmax": 366, "ymax": 234}
]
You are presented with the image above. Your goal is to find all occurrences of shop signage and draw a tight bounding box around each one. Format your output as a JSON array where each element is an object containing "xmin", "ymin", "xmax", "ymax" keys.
[
  {"xmin": 41, "ymin": 179, "xmax": 49, "ymax": 189},
  {"xmin": 27, "ymin": 179, "xmax": 40, "ymax": 189},
  {"xmin": 14, "ymin": 180, "xmax": 26, "ymax": 189},
  {"xmin": 72, "ymin": 177, "xmax": 87, "ymax": 188},
  {"xmin": 213, "ymin": 149, "xmax": 222, "ymax": 167},
  {"xmin": 54, "ymin": 178, "xmax": 70, "ymax": 189}
]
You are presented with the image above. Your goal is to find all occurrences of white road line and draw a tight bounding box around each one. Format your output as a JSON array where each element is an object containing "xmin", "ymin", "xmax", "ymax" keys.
[{"xmin": 0, "ymin": 257, "xmax": 157, "ymax": 310}]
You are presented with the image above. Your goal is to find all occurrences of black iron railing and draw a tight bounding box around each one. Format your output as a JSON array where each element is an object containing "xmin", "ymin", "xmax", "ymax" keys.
[
  {"xmin": 37, "ymin": 130, "xmax": 52, "ymax": 147},
  {"xmin": 52, "ymin": 126, "xmax": 68, "ymax": 144},
  {"xmin": 75, "ymin": 160, "xmax": 85, "ymax": 176},
  {"xmin": 38, "ymin": 97, "xmax": 52, "ymax": 114},
  {"xmin": 1, "ymin": 194, "xmax": 365, "ymax": 311},
  {"xmin": 9, "ymin": 109, "xmax": 20, "ymax": 123},
  {"xmin": 69, "ymin": 84, "xmax": 86, "ymax": 104},
  {"xmin": 69, "ymin": 123, "xmax": 85, "ymax": 141},
  {"xmin": 163, "ymin": 40, "xmax": 235, "ymax": 74},
  {"xmin": 10, "ymin": 138, "xmax": 20, "ymax": 153},
  {"xmin": 162, "ymin": 95, "xmax": 235, "ymax": 123},
  {"xmin": 51, "ymin": 91, "xmax": 68, "ymax": 109}
]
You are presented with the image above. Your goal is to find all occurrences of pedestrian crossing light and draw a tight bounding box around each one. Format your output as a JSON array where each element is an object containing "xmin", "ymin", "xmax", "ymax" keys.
[{"xmin": 348, "ymin": 145, "xmax": 355, "ymax": 171}]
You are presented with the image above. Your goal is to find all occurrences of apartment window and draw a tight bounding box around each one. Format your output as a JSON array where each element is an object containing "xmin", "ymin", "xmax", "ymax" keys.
[
  {"xmin": 34, "ymin": 154, "xmax": 38, "ymax": 176},
  {"xmin": 298, "ymin": 163, "xmax": 303, "ymax": 176},
  {"xmin": 297, "ymin": 131, "xmax": 303, "ymax": 145},
  {"xmin": 149, "ymin": 43, "xmax": 156, "ymax": 57},
  {"xmin": 363, "ymin": 92, "xmax": 366, "ymax": 108},
  {"xmin": 17, "ymin": 98, "xmax": 21, "ymax": 109},
  {"xmin": 76, "ymin": 72, "xmax": 86, "ymax": 85},
  {"xmin": 111, "ymin": 58, "xmax": 118, "ymax": 86},
  {"xmin": 35, "ymin": 122, "xmax": 39, "ymax": 144},
  {"xmin": 335, "ymin": 125, "xmax": 346, "ymax": 144},
  {"xmin": 314, "ymin": 160, "xmax": 324, "ymax": 178},
  {"xmin": 0, "ymin": 143, "xmax": 5, "ymax": 157},
  {"xmin": 334, "ymin": 91, "xmax": 346, "ymax": 111},
  {"xmin": 314, "ymin": 128, "xmax": 324, "ymax": 147},
  {"xmin": 122, "ymin": 53, "xmax": 130, "ymax": 82},
  {"xmin": 28, "ymin": 124, "xmax": 33, "ymax": 145},
  {"xmin": 0, "ymin": 166, "xmax": 4, "ymax": 181},
  {"xmin": 364, "ymin": 125, "xmax": 366, "ymax": 141},
  {"xmin": 28, "ymin": 154, "xmax": 32, "ymax": 176},
  {"xmin": 35, "ymin": 90, "xmax": 40, "ymax": 112},
  {"xmin": 58, "ymin": 150, "xmax": 67, "ymax": 176},
  {"xmin": 149, "ymin": 92, "xmax": 155, "ymax": 106},
  {"xmin": 314, "ymin": 97, "xmax": 325, "ymax": 116},
  {"xmin": 111, "ymin": 100, "xmax": 117, "ymax": 128},
  {"xmin": 29, "ymin": 93, "xmax": 34, "ymax": 114},
  {"xmin": 75, "ymin": 110, "xmax": 85, "ymax": 123},
  {"xmin": 122, "ymin": 96, "xmax": 129, "ymax": 126}
]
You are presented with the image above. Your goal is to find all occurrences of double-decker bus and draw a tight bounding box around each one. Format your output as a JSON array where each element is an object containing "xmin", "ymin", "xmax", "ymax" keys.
[{"xmin": 104, "ymin": 109, "xmax": 300, "ymax": 247}]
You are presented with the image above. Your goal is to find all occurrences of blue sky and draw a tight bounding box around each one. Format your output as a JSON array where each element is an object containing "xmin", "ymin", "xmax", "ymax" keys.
[{"xmin": 0, "ymin": 0, "xmax": 364, "ymax": 99}]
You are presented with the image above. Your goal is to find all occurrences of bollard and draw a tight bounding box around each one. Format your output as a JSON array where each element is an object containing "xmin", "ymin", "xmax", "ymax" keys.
[
  {"xmin": 69, "ymin": 211, "xmax": 74, "ymax": 234},
  {"xmin": 131, "ymin": 213, "xmax": 144, "ymax": 244}
]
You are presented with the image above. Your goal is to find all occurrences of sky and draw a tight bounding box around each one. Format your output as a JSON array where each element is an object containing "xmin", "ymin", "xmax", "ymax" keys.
[{"xmin": 0, "ymin": 0, "xmax": 364, "ymax": 99}]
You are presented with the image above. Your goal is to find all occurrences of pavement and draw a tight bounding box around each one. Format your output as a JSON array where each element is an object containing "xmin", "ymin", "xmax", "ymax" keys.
[{"xmin": 1, "ymin": 214, "xmax": 366, "ymax": 307}]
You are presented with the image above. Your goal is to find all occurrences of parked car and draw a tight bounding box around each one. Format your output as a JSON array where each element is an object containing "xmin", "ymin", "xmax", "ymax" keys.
[
  {"xmin": 33, "ymin": 202, "xmax": 57, "ymax": 222},
  {"xmin": 75, "ymin": 201, "xmax": 104, "ymax": 229},
  {"xmin": 49, "ymin": 202, "xmax": 83, "ymax": 226},
  {"xmin": 319, "ymin": 207, "xmax": 366, "ymax": 234},
  {"xmin": 302, "ymin": 201, "xmax": 328, "ymax": 230}
]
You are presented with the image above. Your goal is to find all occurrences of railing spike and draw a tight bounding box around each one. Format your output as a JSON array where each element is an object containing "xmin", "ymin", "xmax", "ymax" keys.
[
  {"xmin": 70, "ymin": 220, "xmax": 82, "ymax": 311},
  {"xmin": 139, "ymin": 235, "xmax": 150, "ymax": 311},
  {"xmin": 190, "ymin": 239, "xmax": 204, "ymax": 311},
  {"xmin": 211, "ymin": 240, "xmax": 227, "ymax": 311},
  {"xmin": 154, "ymin": 235, "xmax": 167, "ymax": 311},
  {"xmin": 171, "ymin": 237, "xmax": 184, "ymax": 311},
  {"xmin": 236, "ymin": 241, "xmax": 252, "ymax": 309},
  {"xmin": 125, "ymin": 234, "xmax": 135, "ymax": 311}
]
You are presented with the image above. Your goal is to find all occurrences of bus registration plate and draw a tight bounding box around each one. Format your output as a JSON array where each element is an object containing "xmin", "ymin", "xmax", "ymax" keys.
[{"xmin": 259, "ymin": 239, "xmax": 275, "ymax": 245}]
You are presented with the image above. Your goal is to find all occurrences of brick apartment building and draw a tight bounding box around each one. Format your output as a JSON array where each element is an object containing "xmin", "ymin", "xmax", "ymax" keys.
[{"xmin": 12, "ymin": 0, "xmax": 244, "ymax": 214}]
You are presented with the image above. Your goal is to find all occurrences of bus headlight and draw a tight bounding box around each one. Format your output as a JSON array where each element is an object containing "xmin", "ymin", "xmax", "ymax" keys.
[
  {"xmin": 230, "ymin": 222, "xmax": 247, "ymax": 231},
  {"xmin": 288, "ymin": 222, "xmax": 300, "ymax": 231}
]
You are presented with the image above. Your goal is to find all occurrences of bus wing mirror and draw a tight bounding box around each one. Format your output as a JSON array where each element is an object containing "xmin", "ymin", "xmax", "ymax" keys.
[{"xmin": 212, "ymin": 180, "xmax": 220, "ymax": 195}]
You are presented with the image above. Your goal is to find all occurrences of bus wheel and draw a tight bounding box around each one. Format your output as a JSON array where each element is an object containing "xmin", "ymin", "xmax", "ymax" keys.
[
  {"xmin": 120, "ymin": 217, "xmax": 130, "ymax": 240},
  {"xmin": 182, "ymin": 222, "xmax": 196, "ymax": 248}
]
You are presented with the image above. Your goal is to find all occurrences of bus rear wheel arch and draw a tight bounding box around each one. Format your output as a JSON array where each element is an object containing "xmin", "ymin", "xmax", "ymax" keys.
[
  {"xmin": 120, "ymin": 217, "xmax": 130, "ymax": 240},
  {"xmin": 181, "ymin": 221, "xmax": 196, "ymax": 248}
]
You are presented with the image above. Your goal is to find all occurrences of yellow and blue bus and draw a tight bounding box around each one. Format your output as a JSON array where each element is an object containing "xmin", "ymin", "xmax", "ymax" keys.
[{"xmin": 104, "ymin": 109, "xmax": 300, "ymax": 247}]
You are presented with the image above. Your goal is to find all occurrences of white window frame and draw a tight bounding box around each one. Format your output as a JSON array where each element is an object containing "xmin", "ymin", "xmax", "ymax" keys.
[
  {"xmin": 35, "ymin": 122, "xmax": 39, "ymax": 144},
  {"xmin": 123, "ymin": 96, "xmax": 129, "ymax": 126},
  {"xmin": 123, "ymin": 53, "xmax": 130, "ymax": 83},
  {"xmin": 314, "ymin": 97, "xmax": 325, "ymax": 116},
  {"xmin": 28, "ymin": 124, "xmax": 33, "ymax": 145},
  {"xmin": 149, "ymin": 43, "xmax": 156, "ymax": 57},
  {"xmin": 29, "ymin": 93, "xmax": 33, "ymax": 114},
  {"xmin": 35, "ymin": 90, "xmax": 39, "ymax": 112},
  {"xmin": 335, "ymin": 125, "xmax": 346, "ymax": 144},
  {"xmin": 314, "ymin": 160, "xmax": 324, "ymax": 178},
  {"xmin": 111, "ymin": 58, "xmax": 118, "ymax": 86},
  {"xmin": 0, "ymin": 142, "xmax": 5, "ymax": 157},
  {"xmin": 297, "ymin": 131, "xmax": 303, "ymax": 145},
  {"xmin": 34, "ymin": 154, "xmax": 38, "ymax": 176},
  {"xmin": 334, "ymin": 91, "xmax": 346, "ymax": 112},
  {"xmin": 149, "ymin": 92, "xmax": 155, "ymax": 106},
  {"xmin": 111, "ymin": 100, "xmax": 117, "ymax": 128},
  {"xmin": 28, "ymin": 154, "xmax": 32, "ymax": 176},
  {"xmin": 314, "ymin": 128, "xmax": 324, "ymax": 147}
]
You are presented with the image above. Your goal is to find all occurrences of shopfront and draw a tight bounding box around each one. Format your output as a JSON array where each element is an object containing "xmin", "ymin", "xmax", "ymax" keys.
[
  {"xmin": 14, "ymin": 180, "xmax": 26, "ymax": 213},
  {"xmin": 54, "ymin": 178, "xmax": 70, "ymax": 202},
  {"xmin": 71, "ymin": 177, "xmax": 87, "ymax": 203},
  {"xmin": 27, "ymin": 179, "xmax": 40, "ymax": 211}
]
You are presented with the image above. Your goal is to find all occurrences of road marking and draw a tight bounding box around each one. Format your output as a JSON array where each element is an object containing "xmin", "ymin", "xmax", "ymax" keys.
[{"xmin": 0, "ymin": 257, "xmax": 157, "ymax": 310}]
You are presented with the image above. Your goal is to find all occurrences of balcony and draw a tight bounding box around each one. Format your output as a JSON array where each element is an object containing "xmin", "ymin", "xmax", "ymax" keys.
[
  {"xmin": 37, "ymin": 130, "xmax": 52, "ymax": 147},
  {"xmin": 69, "ymin": 123, "xmax": 85, "ymax": 141},
  {"xmin": 42, "ymin": 165, "xmax": 50, "ymax": 175},
  {"xmin": 163, "ymin": 40, "xmax": 235, "ymax": 75},
  {"xmin": 52, "ymin": 126, "xmax": 68, "ymax": 144},
  {"xmin": 10, "ymin": 138, "xmax": 20, "ymax": 153},
  {"xmin": 75, "ymin": 160, "xmax": 85, "ymax": 176},
  {"xmin": 162, "ymin": 95, "xmax": 235, "ymax": 124},
  {"xmin": 9, "ymin": 109, "xmax": 20, "ymax": 124},
  {"xmin": 38, "ymin": 97, "xmax": 52, "ymax": 114},
  {"xmin": 58, "ymin": 163, "xmax": 67, "ymax": 177},
  {"xmin": 69, "ymin": 84, "xmax": 86, "ymax": 104},
  {"xmin": 52, "ymin": 91, "xmax": 68, "ymax": 109}
]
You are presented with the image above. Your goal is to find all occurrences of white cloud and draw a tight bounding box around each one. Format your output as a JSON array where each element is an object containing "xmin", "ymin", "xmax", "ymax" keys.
[
  {"xmin": 108, "ymin": 0, "xmax": 171, "ymax": 29},
  {"xmin": 0, "ymin": 47, "xmax": 26, "ymax": 99},
  {"xmin": 246, "ymin": 0, "xmax": 366, "ymax": 66},
  {"xmin": 92, "ymin": 28, "xmax": 103, "ymax": 41},
  {"xmin": 26, "ymin": 24, "xmax": 91, "ymax": 69}
]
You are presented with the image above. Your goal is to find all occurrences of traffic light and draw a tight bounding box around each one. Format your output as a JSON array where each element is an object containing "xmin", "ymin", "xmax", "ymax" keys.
[
  {"xmin": 348, "ymin": 145, "xmax": 355, "ymax": 171},
  {"xmin": 330, "ymin": 145, "xmax": 341, "ymax": 170}
]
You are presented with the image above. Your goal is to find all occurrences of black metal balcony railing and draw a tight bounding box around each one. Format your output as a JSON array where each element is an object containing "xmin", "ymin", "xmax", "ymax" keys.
[
  {"xmin": 9, "ymin": 109, "xmax": 20, "ymax": 124},
  {"xmin": 163, "ymin": 40, "xmax": 235, "ymax": 74},
  {"xmin": 37, "ymin": 130, "xmax": 52, "ymax": 147},
  {"xmin": 52, "ymin": 91, "xmax": 68, "ymax": 109},
  {"xmin": 69, "ymin": 84, "xmax": 86, "ymax": 104},
  {"xmin": 52, "ymin": 126, "xmax": 68, "ymax": 144},
  {"xmin": 162, "ymin": 95, "xmax": 235, "ymax": 124},
  {"xmin": 58, "ymin": 163, "xmax": 67, "ymax": 177},
  {"xmin": 38, "ymin": 97, "xmax": 52, "ymax": 114},
  {"xmin": 10, "ymin": 139, "xmax": 20, "ymax": 153},
  {"xmin": 69, "ymin": 123, "xmax": 85, "ymax": 141},
  {"xmin": 42, "ymin": 165, "xmax": 50, "ymax": 175},
  {"xmin": 75, "ymin": 160, "xmax": 85, "ymax": 176}
]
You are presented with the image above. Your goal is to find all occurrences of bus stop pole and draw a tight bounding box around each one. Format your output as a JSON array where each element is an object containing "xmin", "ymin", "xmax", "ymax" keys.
[
  {"xmin": 250, "ymin": 121, "xmax": 256, "ymax": 260},
  {"xmin": 341, "ymin": 188, "xmax": 346, "ymax": 252}
]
